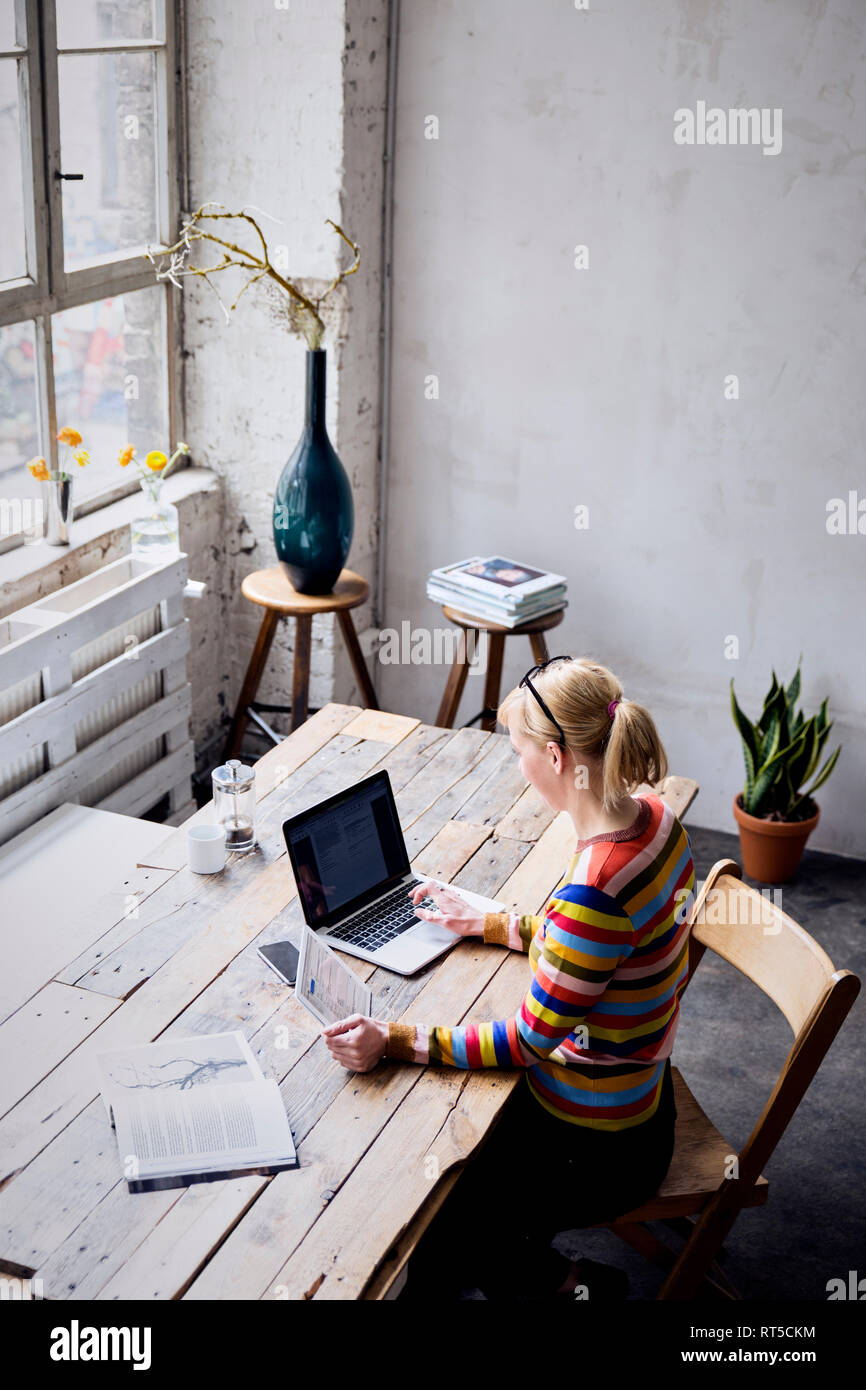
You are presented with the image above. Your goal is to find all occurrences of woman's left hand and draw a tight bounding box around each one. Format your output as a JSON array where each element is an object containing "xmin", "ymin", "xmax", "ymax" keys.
[{"xmin": 322, "ymin": 1014, "xmax": 388, "ymax": 1072}]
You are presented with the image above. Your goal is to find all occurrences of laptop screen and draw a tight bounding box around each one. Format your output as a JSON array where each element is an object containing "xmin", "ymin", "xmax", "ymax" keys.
[{"xmin": 283, "ymin": 773, "xmax": 409, "ymax": 927}]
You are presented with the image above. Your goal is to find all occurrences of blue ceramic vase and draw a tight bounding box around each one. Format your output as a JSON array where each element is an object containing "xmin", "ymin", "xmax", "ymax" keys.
[{"xmin": 272, "ymin": 348, "xmax": 354, "ymax": 595}]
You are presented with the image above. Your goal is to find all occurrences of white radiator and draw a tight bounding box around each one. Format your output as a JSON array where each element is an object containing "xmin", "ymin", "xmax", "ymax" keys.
[{"xmin": 0, "ymin": 553, "xmax": 195, "ymax": 846}]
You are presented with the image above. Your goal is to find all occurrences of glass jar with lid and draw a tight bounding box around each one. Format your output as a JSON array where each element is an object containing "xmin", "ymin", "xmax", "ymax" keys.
[{"xmin": 211, "ymin": 758, "xmax": 256, "ymax": 852}]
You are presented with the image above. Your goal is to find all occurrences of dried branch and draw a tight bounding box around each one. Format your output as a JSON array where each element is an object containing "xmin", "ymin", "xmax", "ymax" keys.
[{"xmin": 146, "ymin": 202, "xmax": 360, "ymax": 349}]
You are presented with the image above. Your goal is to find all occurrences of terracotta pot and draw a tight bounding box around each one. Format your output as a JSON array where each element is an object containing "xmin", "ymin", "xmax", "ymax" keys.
[{"xmin": 732, "ymin": 794, "xmax": 819, "ymax": 884}]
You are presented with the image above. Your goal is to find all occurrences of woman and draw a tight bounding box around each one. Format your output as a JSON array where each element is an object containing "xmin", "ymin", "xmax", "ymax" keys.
[{"xmin": 322, "ymin": 655, "xmax": 696, "ymax": 1300}]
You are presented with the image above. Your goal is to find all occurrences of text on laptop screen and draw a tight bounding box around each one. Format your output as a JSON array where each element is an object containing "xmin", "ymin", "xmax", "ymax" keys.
[{"xmin": 287, "ymin": 780, "xmax": 407, "ymax": 922}]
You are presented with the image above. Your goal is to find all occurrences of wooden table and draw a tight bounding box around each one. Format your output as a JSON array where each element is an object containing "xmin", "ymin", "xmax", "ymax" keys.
[{"xmin": 0, "ymin": 704, "xmax": 697, "ymax": 1301}]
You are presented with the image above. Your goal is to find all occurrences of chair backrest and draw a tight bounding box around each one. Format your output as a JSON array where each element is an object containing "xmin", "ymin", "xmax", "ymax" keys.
[{"xmin": 681, "ymin": 858, "xmax": 860, "ymax": 1190}]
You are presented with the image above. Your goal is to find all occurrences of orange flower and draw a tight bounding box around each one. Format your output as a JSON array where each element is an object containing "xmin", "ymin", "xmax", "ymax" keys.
[
  {"xmin": 118, "ymin": 444, "xmax": 136, "ymax": 467},
  {"xmin": 73, "ymin": 449, "xmax": 90, "ymax": 467},
  {"xmin": 27, "ymin": 456, "xmax": 50, "ymax": 481},
  {"xmin": 57, "ymin": 426, "xmax": 82, "ymax": 447},
  {"xmin": 145, "ymin": 450, "xmax": 168, "ymax": 472}
]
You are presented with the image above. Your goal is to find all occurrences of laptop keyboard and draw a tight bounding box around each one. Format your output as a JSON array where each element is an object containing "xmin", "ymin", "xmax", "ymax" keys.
[{"xmin": 326, "ymin": 882, "xmax": 439, "ymax": 953}]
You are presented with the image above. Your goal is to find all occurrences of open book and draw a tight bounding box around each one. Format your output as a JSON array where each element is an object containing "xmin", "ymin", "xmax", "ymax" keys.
[{"xmin": 96, "ymin": 1031, "xmax": 298, "ymax": 1193}]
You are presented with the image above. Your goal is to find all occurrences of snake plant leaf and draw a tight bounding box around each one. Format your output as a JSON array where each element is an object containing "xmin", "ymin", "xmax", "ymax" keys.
[
  {"xmin": 785, "ymin": 665, "xmax": 801, "ymax": 709},
  {"xmin": 790, "ymin": 745, "xmax": 842, "ymax": 815},
  {"xmin": 731, "ymin": 681, "xmax": 759, "ymax": 798},
  {"xmin": 748, "ymin": 734, "xmax": 803, "ymax": 813},
  {"xmin": 815, "ymin": 696, "xmax": 829, "ymax": 736},
  {"xmin": 785, "ymin": 721, "xmax": 817, "ymax": 797},
  {"xmin": 781, "ymin": 768, "xmax": 797, "ymax": 818},
  {"xmin": 804, "ymin": 744, "xmax": 842, "ymax": 797},
  {"xmin": 758, "ymin": 673, "xmax": 781, "ymax": 734},
  {"xmin": 801, "ymin": 718, "xmax": 832, "ymax": 788},
  {"xmin": 761, "ymin": 714, "xmax": 778, "ymax": 764}
]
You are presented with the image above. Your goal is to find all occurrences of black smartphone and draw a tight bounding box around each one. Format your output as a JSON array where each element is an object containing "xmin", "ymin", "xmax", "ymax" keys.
[{"xmin": 257, "ymin": 940, "xmax": 300, "ymax": 987}]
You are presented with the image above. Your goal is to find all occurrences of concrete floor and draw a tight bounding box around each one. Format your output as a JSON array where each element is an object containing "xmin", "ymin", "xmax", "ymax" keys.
[{"xmin": 449, "ymin": 821, "xmax": 865, "ymax": 1302}]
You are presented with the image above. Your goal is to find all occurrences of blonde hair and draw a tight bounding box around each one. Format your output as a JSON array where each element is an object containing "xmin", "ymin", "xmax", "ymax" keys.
[{"xmin": 497, "ymin": 656, "xmax": 668, "ymax": 812}]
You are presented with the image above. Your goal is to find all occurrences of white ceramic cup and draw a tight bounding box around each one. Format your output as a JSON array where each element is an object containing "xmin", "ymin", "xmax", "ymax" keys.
[{"xmin": 188, "ymin": 823, "xmax": 227, "ymax": 874}]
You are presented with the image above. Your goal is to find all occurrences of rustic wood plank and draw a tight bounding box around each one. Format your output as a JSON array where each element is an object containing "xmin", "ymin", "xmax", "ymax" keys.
[
  {"xmin": 395, "ymin": 727, "xmax": 494, "ymax": 825},
  {"xmin": 97, "ymin": 1177, "xmax": 266, "ymax": 1301},
  {"xmin": 339, "ymin": 709, "xmax": 419, "ymax": 745},
  {"xmin": 0, "ymin": 624, "xmax": 190, "ymax": 767},
  {"xmin": 0, "ymin": 983, "xmax": 119, "ymax": 1119},
  {"xmin": 1, "ymin": 687, "xmax": 191, "ymax": 830},
  {"xmin": 410, "ymin": 819, "xmax": 493, "ymax": 885},
  {"xmin": 452, "ymin": 740, "xmax": 527, "ymax": 826},
  {"xmin": 137, "ymin": 704, "xmax": 364, "ymax": 870},
  {"xmin": 262, "ymin": 959, "xmax": 529, "ymax": 1301},
  {"xmin": 638, "ymin": 775, "xmax": 699, "ymax": 821},
  {"xmin": 493, "ymin": 809, "xmax": 576, "ymax": 914},
  {"xmin": 493, "ymin": 781, "xmax": 558, "ymax": 841},
  {"xmin": 69, "ymin": 721, "xmax": 429, "ymax": 1002},
  {"xmin": 0, "ymin": 861, "xmax": 174, "ymax": 1024},
  {"xmin": 368, "ymin": 723, "xmax": 451, "ymax": 791},
  {"xmin": 401, "ymin": 738, "xmax": 513, "ymax": 859},
  {"xmin": 0, "ymin": 856, "xmax": 295, "ymax": 1186}
]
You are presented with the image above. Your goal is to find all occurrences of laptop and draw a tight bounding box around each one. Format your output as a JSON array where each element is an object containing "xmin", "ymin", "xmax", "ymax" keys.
[{"xmin": 282, "ymin": 769, "xmax": 507, "ymax": 975}]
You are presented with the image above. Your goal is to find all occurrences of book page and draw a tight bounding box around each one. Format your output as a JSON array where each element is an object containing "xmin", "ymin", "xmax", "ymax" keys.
[
  {"xmin": 113, "ymin": 1078, "xmax": 295, "ymax": 1183},
  {"xmin": 96, "ymin": 1031, "xmax": 264, "ymax": 1124},
  {"xmin": 296, "ymin": 924, "xmax": 373, "ymax": 1026}
]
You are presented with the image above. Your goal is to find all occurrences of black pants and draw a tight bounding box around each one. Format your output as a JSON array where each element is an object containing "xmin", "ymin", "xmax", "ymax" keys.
[{"xmin": 405, "ymin": 1059, "xmax": 677, "ymax": 1300}]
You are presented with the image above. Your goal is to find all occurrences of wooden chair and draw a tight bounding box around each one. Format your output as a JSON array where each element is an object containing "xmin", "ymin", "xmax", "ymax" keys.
[{"xmin": 600, "ymin": 857, "xmax": 861, "ymax": 1299}]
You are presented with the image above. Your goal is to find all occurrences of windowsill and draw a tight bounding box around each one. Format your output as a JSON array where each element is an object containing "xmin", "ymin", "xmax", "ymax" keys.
[{"xmin": 0, "ymin": 467, "xmax": 221, "ymax": 591}]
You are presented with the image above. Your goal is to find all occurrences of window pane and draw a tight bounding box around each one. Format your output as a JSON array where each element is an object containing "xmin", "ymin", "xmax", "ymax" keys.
[
  {"xmin": 57, "ymin": 0, "xmax": 158, "ymax": 48},
  {"xmin": 52, "ymin": 286, "xmax": 167, "ymax": 504},
  {"xmin": 0, "ymin": 1, "xmax": 23, "ymax": 50},
  {"xmin": 0, "ymin": 320, "xmax": 42, "ymax": 541},
  {"xmin": 0, "ymin": 59, "xmax": 28, "ymax": 283},
  {"xmin": 59, "ymin": 51, "xmax": 158, "ymax": 269}
]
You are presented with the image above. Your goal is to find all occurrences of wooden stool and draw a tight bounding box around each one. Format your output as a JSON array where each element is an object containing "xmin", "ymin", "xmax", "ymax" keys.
[
  {"xmin": 435, "ymin": 604, "xmax": 565, "ymax": 732},
  {"xmin": 225, "ymin": 567, "xmax": 378, "ymax": 758}
]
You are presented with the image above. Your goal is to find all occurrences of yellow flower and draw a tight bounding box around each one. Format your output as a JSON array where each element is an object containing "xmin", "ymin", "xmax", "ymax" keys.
[
  {"xmin": 118, "ymin": 444, "xmax": 136, "ymax": 467},
  {"xmin": 145, "ymin": 450, "xmax": 168, "ymax": 471},
  {"xmin": 73, "ymin": 449, "xmax": 90, "ymax": 467},
  {"xmin": 27, "ymin": 456, "xmax": 49, "ymax": 480},
  {"xmin": 57, "ymin": 426, "xmax": 82, "ymax": 447}
]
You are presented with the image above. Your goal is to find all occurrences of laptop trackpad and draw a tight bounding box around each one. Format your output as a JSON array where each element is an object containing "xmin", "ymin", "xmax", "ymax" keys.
[{"xmin": 407, "ymin": 920, "xmax": 456, "ymax": 947}]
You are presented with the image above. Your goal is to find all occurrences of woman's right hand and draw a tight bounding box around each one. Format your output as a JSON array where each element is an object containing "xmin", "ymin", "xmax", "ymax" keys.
[{"xmin": 409, "ymin": 881, "xmax": 484, "ymax": 938}]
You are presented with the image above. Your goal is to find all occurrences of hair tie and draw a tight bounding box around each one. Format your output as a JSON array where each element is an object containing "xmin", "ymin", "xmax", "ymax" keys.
[{"xmin": 607, "ymin": 699, "xmax": 620, "ymax": 718}]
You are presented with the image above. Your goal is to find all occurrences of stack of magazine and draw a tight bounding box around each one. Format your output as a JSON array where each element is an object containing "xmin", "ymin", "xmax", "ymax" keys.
[{"xmin": 427, "ymin": 555, "xmax": 567, "ymax": 628}]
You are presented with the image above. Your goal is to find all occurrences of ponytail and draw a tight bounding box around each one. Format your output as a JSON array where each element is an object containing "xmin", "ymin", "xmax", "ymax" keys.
[{"xmin": 601, "ymin": 697, "xmax": 667, "ymax": 811}]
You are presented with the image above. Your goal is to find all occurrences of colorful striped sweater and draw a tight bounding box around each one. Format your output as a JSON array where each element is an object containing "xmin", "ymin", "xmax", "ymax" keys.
[{"xmin": 385, "ymin": 793, "xmax": 696, "ymax": 1130}]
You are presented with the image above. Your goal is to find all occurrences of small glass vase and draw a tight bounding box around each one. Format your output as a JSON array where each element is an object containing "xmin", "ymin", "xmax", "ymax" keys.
[
  {"xmin": 130, "ymin": 474, "xmax": 180, "ymax": 561},
  {"xmin": 42, "ymin": 474, "xmax": 74, "ymax": 546}
]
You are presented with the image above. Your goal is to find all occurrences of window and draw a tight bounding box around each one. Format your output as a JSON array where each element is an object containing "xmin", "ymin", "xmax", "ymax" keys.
[{"xmin": 0, "ymin": 0, "xmax": 182, "ymax": 552}]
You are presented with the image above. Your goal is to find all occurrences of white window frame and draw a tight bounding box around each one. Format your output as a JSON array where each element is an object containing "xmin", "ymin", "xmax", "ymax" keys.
[{"xmin": 0, "ymin": 0, "xmax": 184, "ymax": 554}]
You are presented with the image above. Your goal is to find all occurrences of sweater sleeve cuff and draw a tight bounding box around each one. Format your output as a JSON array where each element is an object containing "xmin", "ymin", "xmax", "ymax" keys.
[
  {"xmin": 483, "ymin": 911, "xmax": 510, "ymax": 945},
  {"xmin": 385, "ymin": 1022, "xmax": 428, "ymax": 1064}
]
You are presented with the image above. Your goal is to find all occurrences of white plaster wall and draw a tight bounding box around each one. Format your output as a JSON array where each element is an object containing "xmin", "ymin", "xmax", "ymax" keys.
[
  {"xmin": 182, "ymin": 0, "xmax": 387, "ymax": 747},
  {"xmin": 380, "ymin": 0, "xmax": 866, "ymax": 856}
]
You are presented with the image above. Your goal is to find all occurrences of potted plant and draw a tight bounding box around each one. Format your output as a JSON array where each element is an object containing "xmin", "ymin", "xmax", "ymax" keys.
[{"xmin": 730, "ymin": 665, "xmax": 841, "ymax": 883}]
